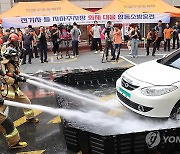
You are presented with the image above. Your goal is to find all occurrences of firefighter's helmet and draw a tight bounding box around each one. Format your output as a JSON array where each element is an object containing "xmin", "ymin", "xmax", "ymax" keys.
[
  {"xmin": 2, "ymin": 46, "xmax": 18, "ymax": 59},
  {"xmin": 9, "ymin": 33, "xmax": 18, "ymax": 42},
  {"xmin": 0, "ymin": 38, "xmax": 3, "ymax": 45}
]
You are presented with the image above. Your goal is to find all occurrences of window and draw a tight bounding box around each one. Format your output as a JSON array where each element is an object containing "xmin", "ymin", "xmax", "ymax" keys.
[{"xmin": 165, "ymin": 53, "xmax": 180, "ymax": 69}]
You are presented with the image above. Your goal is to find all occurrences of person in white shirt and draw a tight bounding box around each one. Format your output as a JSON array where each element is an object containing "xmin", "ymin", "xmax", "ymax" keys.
[{"xmin": 91, "ymin": 21, "xmax": 102, "ymax": 54}]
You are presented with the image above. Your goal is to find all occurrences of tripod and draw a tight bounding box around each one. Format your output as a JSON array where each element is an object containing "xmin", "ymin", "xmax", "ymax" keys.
[{"xmin": 101, "ymin": 40, "xmax": 113, "ymax": 63}]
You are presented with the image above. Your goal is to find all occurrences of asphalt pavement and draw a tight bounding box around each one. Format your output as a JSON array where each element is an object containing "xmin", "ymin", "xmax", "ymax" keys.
[{"xmin": 20, "ymin": 47, "xmax": 173, "ymax": 74}]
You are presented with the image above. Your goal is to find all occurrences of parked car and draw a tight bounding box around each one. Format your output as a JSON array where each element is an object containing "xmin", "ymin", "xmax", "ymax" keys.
[{"xmin": 116, "ymin": 49, "xmax": 180, "ymax": 119}]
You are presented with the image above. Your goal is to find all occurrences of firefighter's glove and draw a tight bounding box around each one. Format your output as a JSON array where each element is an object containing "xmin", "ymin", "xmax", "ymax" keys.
[
  {"xmin": 0, "ymin": 69, "xmax": 5, "ymax": 76},
  {"xmin": 0, "ymin": 56, "xmax": 3, "ymax": 61},
  {"xmin": 0, "ymin": 98, "xmax": 4, "ymax": 106},
  {"xmin": 14, "ymin": 74, "xmax": 26, "ymax": 82}
]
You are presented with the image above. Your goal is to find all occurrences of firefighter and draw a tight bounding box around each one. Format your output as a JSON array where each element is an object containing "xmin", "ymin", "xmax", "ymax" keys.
[
  {"xmin": 0, "ymin": 98, "xmax": 28, "ymax": 149},
  {"xmin": 0, "ymin": 33, "xmax": 39, "ymax": 123}
]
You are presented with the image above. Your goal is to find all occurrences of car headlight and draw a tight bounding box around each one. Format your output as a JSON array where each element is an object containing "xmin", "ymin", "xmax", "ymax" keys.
[{"xmin": 141, "ymin": 86, "xmax": 178, "ymax": 96}]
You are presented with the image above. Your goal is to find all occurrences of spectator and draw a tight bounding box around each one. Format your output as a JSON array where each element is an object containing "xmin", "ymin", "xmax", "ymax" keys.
[
  {"xmin": 127, "ymin": 24, "xmax": 133, "ymax": 54},
  {"xmin": 178, "ymin": 29, "xmax": 180, "ymax": 48},
  {"xmin": 113, "ymin": 25, "xmax": 122, "ymax": 61},
  {"xmin": 154, "ymin": 20, "xmax": 164, "ymax": 51},
  {"xmin": 78, "ymin": 26, "xmax": 81, "ymax": 43},
  {"xmin": 0, "ymin": 26, "xmax": 3, "ymax": 38},
  {"xmin": 70, "ymin": 22, "xmax": 80, "ymax": 59},
  {"xmin": 164, "ymin": 23, "xmax": 173, "ymax": 52},
  {"xmin": 91, "ymin": 21, "xmax": 103, "ymax": 54},
  {"xmin": 22, "ymin": 27, "xmax": 34, "ymax": 64},
  {"xmin": 2, "ymin": 29, "xmax": 10, "ymax": 43},
  {"xmin": 146, "ymin": 28, "xmax": 158, "ymax": 56},
  {"xmin": 28, "ymin": 25, "xmax": 39, "ymax": 58},
  {"xmin": 130, "ymin": 26, "xmax": 140, "ymax": 58},
  {"xmin": 51, "ymin": 24, "xmax": 59, "ymax": 56},
  {"xmin": 38, "ymin": 26, "xmax": 48, "ymax": 63},
  {"xmin": 102, "ymin": 21, "xmax": 114, "ymax": 60},
  {"xmin": 10, "ymin": 27, "xmax": 15, "ymax": 34},
  {"xmin": 172, "ymin": 21, "xmax": 180, "ymax": 49},
  {"xmin": 87, "ymin": 24, "xmax": 92, "ymax": 45},
  {"xmin": 17, "ymin": 28, "xmax": 23, "ymax": 48}
]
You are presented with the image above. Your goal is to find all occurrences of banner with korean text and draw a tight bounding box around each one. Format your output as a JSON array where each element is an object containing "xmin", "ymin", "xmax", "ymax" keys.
[{"xmin": 2, "ymin": 13, "xmax": 170, "ymax": 28}]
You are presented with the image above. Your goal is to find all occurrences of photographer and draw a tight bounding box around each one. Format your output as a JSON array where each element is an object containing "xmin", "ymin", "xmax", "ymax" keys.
[
  {"xmin": 38, "ymin": 26, "xmax": 48, "ymax": 63},
  {"xmin": 51, "ymin": 24, "xmax": 59, "ymax": 56},
  {"xmin": 146, "ymin": 28, "xmax": 158, "ymax": 56},
  {"xmin": 130, "ymin": 26, "xmax": 140, "ymax": 58},
  {"xmin": 102, "ymin": 21, "xmax": 114, "ymax": 61}
]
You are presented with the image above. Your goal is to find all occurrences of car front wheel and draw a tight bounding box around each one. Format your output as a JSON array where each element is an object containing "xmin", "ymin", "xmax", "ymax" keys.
[{"xmin": 170, "ymin": 102, "xmax": 180, "ymax": 120}]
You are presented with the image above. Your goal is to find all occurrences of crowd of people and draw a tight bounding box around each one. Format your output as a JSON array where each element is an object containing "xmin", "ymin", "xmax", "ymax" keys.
[
  {"xmin": 88, "ymin": 20, "xmax": 180, "ymax": 59},
  {"xmin": 88, "ymin": 21, "xmax": 142, "ymax": 59},
  {"xmin": 0, "ymin": 23, "xmax": 82, "ymax": 64},
  {"xmin": 146, "ymin": 20, "xmax": 180, "ymax": 56},
  {"xmin": 0, "ymin": 20, "xmax": 179, "ymax": 65},
  {"xmin": 88, "ymin": 20, "xmax": 123, "ymax": 61}
]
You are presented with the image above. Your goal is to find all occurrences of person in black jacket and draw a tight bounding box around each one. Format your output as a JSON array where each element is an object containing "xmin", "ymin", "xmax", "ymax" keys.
[
  {"xmin": 38, "ymin": 26, "xmax": 48, "ymax": 63},
  {"xmin": 172, "ymin": 21, "xmax": 180, "ymax": 49},
  {"xmin": 51, "ymin": 24, "xmax": 59, "ymax": 55}
]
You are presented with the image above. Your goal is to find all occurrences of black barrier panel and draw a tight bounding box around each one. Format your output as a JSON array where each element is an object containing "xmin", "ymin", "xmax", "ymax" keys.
[
  {"xmin": 54, "ymin": 67, "xmax": 180, "ymax": 154},
  {"xmin": 54, "ymin": 67, "xmax": 129, "ymax": 86},
  {"xmin": 61, "ymin": 125, "xmax": 180, "ymax": 154},
  {"xmin": 89, "ymin": 134, "xmax": 117, "ymax": 154},
  {"xmin": 63, "ymin": 125, "xmax": 80, "ymax": 153}
]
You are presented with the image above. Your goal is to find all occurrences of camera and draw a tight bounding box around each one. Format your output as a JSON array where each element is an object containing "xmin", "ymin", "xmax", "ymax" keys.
[
  {"xmin": 105, "ymin": 26, "xmax": 111, "ymax": 34},
  {"xmin": 58, "ymin": 24, "xmax": 73, "ymax": 33},
  {"xmin": 66, "ymin": 24, "xmax": 73, "ymax": 33}
]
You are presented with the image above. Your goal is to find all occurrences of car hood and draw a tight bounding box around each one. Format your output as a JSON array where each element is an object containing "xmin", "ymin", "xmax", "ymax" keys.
[{"xmin": 126, "ymin": 60, "xmax": 180, "ymax": 85}]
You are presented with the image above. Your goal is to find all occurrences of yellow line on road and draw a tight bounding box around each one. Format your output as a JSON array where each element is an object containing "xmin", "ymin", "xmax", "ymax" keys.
[
  {"xmin": 99, "ymin": 94, "xmax": 116, "ymax": 101},
  {"xmin": 47, "ymin": 116, "xmax": 61, "ymax": 124},
  {"xmin": 121, "ymin": 63, "xmax": 134, "ymax": 68},
  {"xmin": 111, "ymin": 58, "xmax": 124, "ymax": 64},
  {"xmin": 107, "ymin": 110, "xmax": 122, "ymax": 116},
  {"xmin": 48, "ymin": 57, "xmax": 77, "ymax": 64},
  {"xmin": 14, "ymin": 110, "xmax": 42, "ymax": 127},
  {"xmin": 99, "ymin": 94, "xmax": 126, "ymax": 116},
  {"xmin": 16, "ymin": 150, "xmax": 45, "ymax": 154}
]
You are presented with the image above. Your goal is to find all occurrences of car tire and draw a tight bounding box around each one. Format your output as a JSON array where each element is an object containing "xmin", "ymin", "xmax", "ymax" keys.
[{"xmin": 170, "ymin": 101, "xmax": 180, "ymax": 120}]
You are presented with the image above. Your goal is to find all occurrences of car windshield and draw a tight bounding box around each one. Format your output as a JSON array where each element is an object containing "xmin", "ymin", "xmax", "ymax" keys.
[{"xmin": 164, "ymin": 53, "xmax": 180, "ymax": 70}]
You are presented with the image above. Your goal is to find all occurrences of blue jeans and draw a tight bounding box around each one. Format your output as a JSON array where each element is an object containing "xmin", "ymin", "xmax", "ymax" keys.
[
  {"xmin": 131, "ymin": 38, "xmax": 138, "ymax": 57},
  {"xmin": 72, "ymin": 40, "xmax": 79, "ymax": 56}
]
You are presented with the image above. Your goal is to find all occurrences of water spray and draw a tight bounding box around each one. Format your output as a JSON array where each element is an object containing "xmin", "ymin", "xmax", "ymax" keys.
[
  {"xmin": 23, "ymin": 76, "xmax": 119, "ymax": 111},
  {"xmin": 4, "ymin": 100, "xmax": 122, "ymax": 134},
  {"xmin": 21, "ymin": 72, "xmax": 98, "ymax": 100}
]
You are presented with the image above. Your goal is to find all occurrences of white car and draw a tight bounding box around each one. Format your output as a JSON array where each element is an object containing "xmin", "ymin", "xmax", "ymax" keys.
[{"xmin": 116, "ymin": 49, "xmax": 180, "ymax": 119}]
